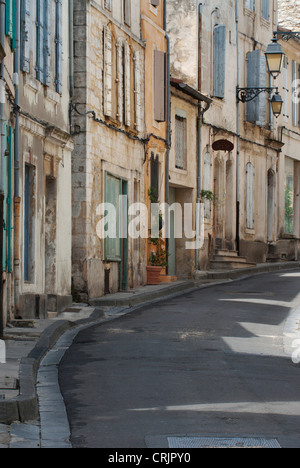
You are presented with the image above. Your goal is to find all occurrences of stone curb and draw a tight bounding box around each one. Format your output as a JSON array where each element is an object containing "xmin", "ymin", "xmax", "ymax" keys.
[{"xmin": 0, "ymin": 261, "xmax": 299, "ymax": 425}]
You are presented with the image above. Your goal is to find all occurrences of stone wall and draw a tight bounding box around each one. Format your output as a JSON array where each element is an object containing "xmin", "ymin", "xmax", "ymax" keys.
[{"xmin": 278, "ymin": 0, "xmax": 300, "ymax": 30}]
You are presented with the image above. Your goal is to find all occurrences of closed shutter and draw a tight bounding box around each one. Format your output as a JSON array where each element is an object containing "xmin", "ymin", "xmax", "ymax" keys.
[
  {"xmin": 44, "ymin": 0, "xmax": 51, "ymax": 86},
  {"xmin": 247, "ymin": 50, "xmax": 267, "ymax": 126},
  {"xmin": 21, "ymin": 0, "xmax": 31, "ymax": 73},
  {"xmin": 154, "ymin": 50, "xmax": 166, "ymax": 122},
  {"xmin": 283, "ymin": 57, "xmax": 288, "ymax": 121},
  {"xmin": 213, "ymin": 24, "xmax": 226, "ymax": 99},
  {"xmin": 104, "ymin": 26, "xmax": 112, "ymax": 117},
  {"xmin": 124, "ymin": 42, "xmax": 131, "ymax": 126},
  {"xmin": 105, "ymin": 174, "xmax": 122, "ymax": 262},
  {"xmin": 262, "ymin": 0, "xmax": 269, "ymax": 20},
  {"xmin": 292, "ymin": 61, "xmax": 298, "ymax": 127},
  {"xmin": 175, "ymin": 115, "xmax": 186, "ymax": 170},
  {"xmin": 5, "ymin": 0, "xmax": 13, "ymax": 40},
  {"xmin": 134, "ymin": 50, "xmax": 142, "ymax": 132},
  {"xmin": 55, "ymin": 0, "xmax": 63, "ymax": 94},
  {"xmin": 36, "ymin": 0, "xmax": 44, "ymax": 82},
  {"xmin": 246, "ymin": 163, "xmax": 255, "ymax": 230},
  {"xmin": 116, "ymin": 39, "xmax": 124, "ymax": 124},
  {"xmin": 203, "ymin": 152, "xmax": 212, "ymax": 218}
]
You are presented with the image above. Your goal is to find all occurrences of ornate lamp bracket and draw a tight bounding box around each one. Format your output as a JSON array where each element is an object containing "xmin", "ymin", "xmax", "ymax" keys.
[{"xmin": 236, "ymin": 87, "xmax": 278, "ymax": 103}]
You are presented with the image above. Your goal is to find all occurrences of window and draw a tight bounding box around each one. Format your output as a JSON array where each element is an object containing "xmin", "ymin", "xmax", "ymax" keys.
[
  {"xmin": 104, "ymin": 0, "xmax": 111, "ymax": 11},
  {"xmin": 124, "ymin": 0, "xmax": 131, "ymax": 27},
  {"xmin": 154, "ymin": 50, "xmax": 166, "ymax": 122},
  {"xmin": 104, "ymin": 174, "xmax": 122, "ymax": 262},
  {"xmin": 246, "ymin": 162, "xmax": 255, "ymax": 230},
  {"xmin": 285, "ymin": 157, "xmax": 294, "ymax": 235},
  {"xmin": 245, "ymin": 0, "xmax": 255, "ymax": 12},
  {"xmin": 246, "ymin": 50, "xmax": 267, "ymax": 127},
  {"xmin": 261, "ymin": 0, "xmax": 269, "ymax": 20},
  {"xmin": 213, "ymin": 25, "xmax": 226, "ymax": 99},
  {"xmin": 175, "ymin": 113, "xmax": 187, "ymax": 170}
]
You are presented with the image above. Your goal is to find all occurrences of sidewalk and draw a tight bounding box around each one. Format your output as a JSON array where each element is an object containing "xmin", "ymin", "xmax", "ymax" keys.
[{"xmin": 0, "ymin": 261, "xmax": 299, "ymax": 447}]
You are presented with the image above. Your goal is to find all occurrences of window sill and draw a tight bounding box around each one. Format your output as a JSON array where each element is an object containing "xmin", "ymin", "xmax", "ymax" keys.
[
  {"xmin": 24, "ymin": 74, "xmax": 41, "ymax": 94},
  {"xmin": 245, "ymin": 228, "xmax": 255, "ymax": 235},
  {"xmin": 44, "ymin": 86, "xmax": 61, "ymax": 104}
]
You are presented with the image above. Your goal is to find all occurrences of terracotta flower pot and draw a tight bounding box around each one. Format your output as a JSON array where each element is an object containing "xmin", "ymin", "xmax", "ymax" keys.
[{"xmin": 146, "ymin": 266, "xmax": 162, "ymax": 285}]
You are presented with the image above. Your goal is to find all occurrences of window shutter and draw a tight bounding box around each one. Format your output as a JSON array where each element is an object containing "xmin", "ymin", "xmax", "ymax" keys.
[
  {"xmin": 44, "ymin": 0, "xmax": 51, "ymax": 86},
  {"xmin": 262, "ymin": 0, "xmax": 269, "ymax": 20},
  {"xmin": 134, "ymin": 50, "xmax": 142, "ymax": 132},
  {"xmin": 55, "ymin": 0, "xmax": 63, "ymax": 94},
  {"xmin": 116, "ymin": 39, "xmax": 124, "ymax": 124},
  {"xmin": 5, "ymin": 0, "xmax": 13, "ymax": 39},
  {"xmin": 213, "ymin": 25, "xmax": 226, "ymax": 99},
  {"xmin": 21, "ymin": 0, "xmax": 31, "ymax": 73},
  {"xmin": 154, "ymin": 50, "xmax": 166, "ymax": 122},
  {"xmin": 292, "ymin": 61, "xmax": 299, "ymax": 127},
  {"xmin": 105, "ymin": 174, "xmax": 122, "ymax": 261},
  {"xmin": 36, "ymin": 0, "xmax": 44, "ymax": 82},
  {"xmin": 246, "ymin": 163, "xmax": 255, "ymax": 229},
  {"xmin": 247, "ymin": 50, "xmax": 266, "ymax": 126},
  {"xmin": 203, "ymin": 153, "xmax": 212, "ymax": 218},
  {"xmin": 283, "ymin": 57, "xmax": 288, "ymax": 121},
  {"xmin": 124, "ymin": 41, "xmax": 131, "ymax": 127},
  {"xmin": 104, "ymin": 26, "xmax": 112, "ymax": 118}
]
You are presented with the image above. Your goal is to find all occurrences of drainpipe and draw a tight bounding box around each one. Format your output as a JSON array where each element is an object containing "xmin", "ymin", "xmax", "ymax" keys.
[
  {"xmin": 69, "ymin": 0, "xmax": 74, "ymax": 99},
  {"xmin": 0, "ymin": 0, "xmax": 5, "ymax": 333},
  {"xmin": 164, "ymin": 0, "xmax": 171, "ymax": 271},
  {"xmin": 236, "ymin": 0, "xmax": 240, "ymax": 254}
]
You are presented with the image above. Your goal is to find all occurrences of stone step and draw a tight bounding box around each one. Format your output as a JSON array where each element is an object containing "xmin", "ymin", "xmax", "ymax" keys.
[
  {"xmin": 213, "ymin": 255, "xmax": 250, "ymax": 263},
  {"xmin": 210, "ymin": 260, "xmax": 257, "ymax": 270},
  {"xmin": 215, "ymin": 249, "xmax": 239, "ymax": 257}
]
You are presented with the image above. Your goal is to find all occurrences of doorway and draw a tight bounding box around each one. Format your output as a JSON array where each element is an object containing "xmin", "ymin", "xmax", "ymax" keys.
[{"xmin": 267, "ymin": 169, "xmax": 276, "ymax": 242}]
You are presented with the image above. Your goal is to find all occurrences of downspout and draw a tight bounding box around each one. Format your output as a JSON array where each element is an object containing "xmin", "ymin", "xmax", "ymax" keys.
[
  {"xmin": 164, "ymin": 0, "xmax": 171, "ymax": 271},
  {"xmin": 69, "ymin": 0, "xmax": 74, "ymax": 134},
  {"xmin": 235, "ymin": 0, "xmax": 240, "ymax": 254},
  {"xmin": 0, "ymin": 0, "xmax": 5, "ymax": 194},
  {"xmin": 196, "ymin": 2, "xmax": 203, "ymax": 271},
  {"xmin": 14, "ymin": 0, "xmax": 21, "ymax": 315}
]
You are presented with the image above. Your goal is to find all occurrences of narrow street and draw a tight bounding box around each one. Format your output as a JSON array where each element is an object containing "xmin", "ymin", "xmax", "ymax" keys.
[{"xmin": 59, "ymin": 271, "xmax": 300, "ymax": 448}]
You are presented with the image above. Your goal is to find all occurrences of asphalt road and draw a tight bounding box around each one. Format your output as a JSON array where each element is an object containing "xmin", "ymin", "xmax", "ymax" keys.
[{"xmin": 59, "ymin": 270, "xmax": 300, "ymax": 448}]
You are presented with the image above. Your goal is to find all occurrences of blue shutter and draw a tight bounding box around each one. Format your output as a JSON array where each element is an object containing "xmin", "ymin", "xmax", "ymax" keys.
[
  {"xmin": 21, "ymin": 0, "xmax": 31, "ymax": 73},
  {"xmin": 247, "ymin": 50, "xmax": 266, "ymax": 126},
  {"xmin": 44, "ymin": 0, "xmax": 51, "ymax": 85},
  {"xmin": 262, "ymin": 0, "xmax": 269, "ymax": 20},
  {"xmin": 213, "ymin": 25, "xmax": 226, "ymax": 99},
  {"xmin": 55, "ymin": 0, "xmax": 63, "ymax": 94},
  {"xmin": 36, "ymin": 0, "xmax": 44, "ymax": 82}
]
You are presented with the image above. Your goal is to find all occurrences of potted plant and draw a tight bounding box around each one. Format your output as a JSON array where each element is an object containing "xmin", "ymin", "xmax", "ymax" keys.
[{"xmin": 146, "ymin": 236, "xmax": 169, "ymax": 285}]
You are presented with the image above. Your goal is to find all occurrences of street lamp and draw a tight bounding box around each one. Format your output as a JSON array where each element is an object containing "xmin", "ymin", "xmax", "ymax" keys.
[
  {"xmin": 270, "ymin": 90, "xmax": 283, "ymax": 118},
  {"xmin": 265, "ymin": 35, "xmax": 284, "ymax": 79}
]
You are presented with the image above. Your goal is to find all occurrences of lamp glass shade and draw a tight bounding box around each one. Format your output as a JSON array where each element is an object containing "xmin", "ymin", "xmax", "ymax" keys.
[
  {"xmin": 271, "ymin": 92, "xmax": 283, "ymax": 117},
  {"xmin": 265, "ymin": 40, "xmax": 284, "ymax": 78}
]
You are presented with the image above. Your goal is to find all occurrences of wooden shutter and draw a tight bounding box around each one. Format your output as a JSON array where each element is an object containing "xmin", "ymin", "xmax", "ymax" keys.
[
  {"xmin": 246, "ymin": 163, "xmax": 255, "ymax": 230},
  {"xmin": 44, "ymin": 0, "xmax": 51, "ymax": 85},
  {"xmin": 105, "ymin": 174, "xmax": 122, "ymax": 262},
  {"xmin": 21, "ymin": 0, "xmax": 31, "ymax": 73},
  {"xmin": 247, "ymin": 50, "xmax": 266, "ymax": 126},
  {"xmin": 116, "ymin": 39, "xmax": 124, "ymax": 124},
  {"xmin": 151, "ymin": 154, "xmax": 159, "ymax": 201},
  {"xmin": 55, "ymin": 0, "xmax": 63, "ymax": 94},
  {"xmin": 154, "ymin": 50, "xmax": 166, "ymax": 122},
  {"xmin": 5, "ymin": 0, "xmax": 13, "ymax": 39},
  {"xmin": 134, "ymin": 50, "xmax": 142, "ymax": 132},
  {"xmin": 283, "ymin": 57, "xmax": 288, "ymax": 121},
  {"xmin": 292, "ymin": 61, "xmax": 298, "ymax": 127},
  {"xmin": 213, "ymin": 25, "xmax": 226, "ymax": 99},
  {"xmin": 262, "ymin": 0, "xmax": 269, "ymax": 20},
  {"xmin": 124, "ymin": 41, "xmax": 131, "ymax": 126},
  {"xmin": 203, "ymin": 152, "xmax": 212, "ymax": 218},
  {"xmin": 104, "ymin": 26, "xmax": 113, "ymax": 117},
  {"xmin": 36, "ymin": 0, "xmax": 44, "ymax": 82}
]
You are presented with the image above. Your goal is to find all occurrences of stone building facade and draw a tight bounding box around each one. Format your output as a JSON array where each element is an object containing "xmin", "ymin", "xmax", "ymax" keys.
[
  {"xmin": 167, "ymin": 0, "xmax": 300, "ymax": 270},
  {"xmin": 71, "ymin": 0, "xmax": 146, "ymax": 300}
]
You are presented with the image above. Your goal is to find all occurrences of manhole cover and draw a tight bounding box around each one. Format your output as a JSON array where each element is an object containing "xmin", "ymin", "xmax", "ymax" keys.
[{"xmin": 168, "ymin": 437, "xmax": 281, "ymax": 448}]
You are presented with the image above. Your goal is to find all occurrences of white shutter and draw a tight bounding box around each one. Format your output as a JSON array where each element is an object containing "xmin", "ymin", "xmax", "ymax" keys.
[
  {"xmin": 124, "ymin": 41, "xmax": 131, "ymax": 127},
  {"xmin": 134, "ymin": 50, "xmax": 142, "ymax": 132},
  {"xmin": 116, "ymin": 39, "xmax": 124, "ymax": 124},
  {"xmin": 283, "ymin": 57, "xmax": 288, "ymax": 122},
  {"xmin": 104, "ymin": 26, "xmax": 112, "ymax": 118}
]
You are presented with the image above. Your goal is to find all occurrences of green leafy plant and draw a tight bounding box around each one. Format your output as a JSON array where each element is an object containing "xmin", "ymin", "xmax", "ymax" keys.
[
  {"xmin": 200, "ymin": 190, "xmax": 218, "ymax": 205},
  {"xmin": 149, "ymin": 236, "xmax": 169, "ymax": 268}
]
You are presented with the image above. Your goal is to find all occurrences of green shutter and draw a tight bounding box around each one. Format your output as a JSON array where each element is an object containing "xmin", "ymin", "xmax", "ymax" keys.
[
  {"xmin": 104, "ymin": 174, "xmax": 122, "ymax": 262},
  {"xmin": 5, "ymin": 0, "xmax": 14, "ymax": 46}
]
